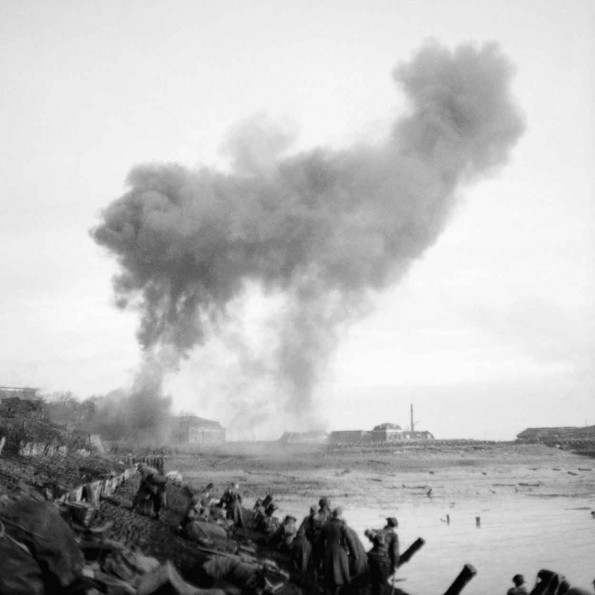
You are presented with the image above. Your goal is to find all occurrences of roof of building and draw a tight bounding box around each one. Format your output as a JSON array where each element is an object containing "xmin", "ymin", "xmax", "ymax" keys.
[
  {"xmin": 328, "ymin": 429, "xmax": 367, "ymax": 435},
  {"xmin": 372, "ymin": 423, "xmax": 402, "ymax": 431},
  {"xmin": 517, "ymin": 426, "xmax": 595, "ymax": 439},
  {"xmin": 0, "ymin": 386, "xmax": 40, "ymax": 401},
  {"xmin": 176, "ymin": 415, "xmax": 223, "ymax": 430}
]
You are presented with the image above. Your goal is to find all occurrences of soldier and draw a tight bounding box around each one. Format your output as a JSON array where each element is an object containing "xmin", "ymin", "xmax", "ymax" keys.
[
  {"xmin": 291, "ymin": 527, "xmax": 313, "ymax": 574},
  {"xmin": 318, "ymin": 507, "xmax": 354, "ymax": 594},
  {"xmin": 268, "ymin": 515, "xmax": 298, "ymax": 552},
  {"xmin": 367, "ymin": 533, "xmax": 392, "ymax": 595},
  {"xmin": 382, "ymin": 517, "xmax": 400, "ymax": 572},
  {"xmin": 318, "ymin": 497, "xmax": 332, "ymax": 523},
  {"xmin": 200, "ymin": 482, "xmax": 215, "ymax": 506},
  {"xmin": 220, "ymin": 482, "xmax": 244, "ymax": 528},
  {"xmin": 263, "ymin": 502, "xmax": 281, "ymax": 534},
  {"xmin": 299, "ymin": 505, "xmax": 319, "ymax": 542},
  {"xmin": 252, "ymin": 498, "xmax": 266, "ymax": 531},
  {"xmin": 132, "ymin": 467, "xmax": 167, "ymax": 520},
  {"xmin": 507, "ymin": 574, "xmax": 528, "ymax": 595},
  {"xmin": 254, "ymin": 499, "xmax": 279, "ymax": 533},
  {"xmin": 312, "ymin": 498, "xmax": 332, "ymax": 576}
]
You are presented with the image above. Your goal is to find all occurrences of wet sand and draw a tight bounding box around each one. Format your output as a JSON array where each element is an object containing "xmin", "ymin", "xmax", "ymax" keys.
[{"xmin": 169, "ymin": 442, "xmax": 595, "ymax": 594}]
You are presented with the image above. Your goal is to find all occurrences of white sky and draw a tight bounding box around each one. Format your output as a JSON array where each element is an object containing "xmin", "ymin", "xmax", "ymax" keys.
[{"xmin": 1, "ymin": 0, "xmax": 593, "ymax": 440}]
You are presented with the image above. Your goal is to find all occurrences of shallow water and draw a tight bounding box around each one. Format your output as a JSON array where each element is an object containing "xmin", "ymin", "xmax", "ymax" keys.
[
  {"xmin": 178, "ymin": 446, "xmax": 595, "ymax": 593},
  {"xmin": 278, "ymin": 492, "xmax": 595, "ymax": 594}
]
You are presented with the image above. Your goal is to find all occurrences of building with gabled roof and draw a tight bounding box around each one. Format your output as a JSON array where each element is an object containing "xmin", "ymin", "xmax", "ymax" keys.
[
  {"xmin": 328, "ymin": 422, "xmax": 434, "ymax": 444},
  {"xmin": 174, "ymin": 415, "xmax": 225, "ymax": 444},
  {"xmin": 517, "ymin": 426, "xmax": 595, "ymax": 443}
]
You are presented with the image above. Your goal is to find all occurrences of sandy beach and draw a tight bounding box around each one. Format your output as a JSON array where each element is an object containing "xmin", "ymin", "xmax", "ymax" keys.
[{"xmin": 169, "ymin": 441, "xmax": 595, "ymax": 594}]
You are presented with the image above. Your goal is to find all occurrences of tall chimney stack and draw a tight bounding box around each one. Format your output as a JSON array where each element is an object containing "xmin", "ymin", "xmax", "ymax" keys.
[{"xmin": 410, "ymin": 403, "xmax": 414, "ymax": 432}]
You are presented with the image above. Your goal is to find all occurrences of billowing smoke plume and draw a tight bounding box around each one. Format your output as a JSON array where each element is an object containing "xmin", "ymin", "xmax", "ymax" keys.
[
  {"xmin": 92, "ymin": 356, "xmax": 173, "ymax": 443},
  {"xmin": 92, "ymin": 41, "xmax": 525, "ymax": 430}
]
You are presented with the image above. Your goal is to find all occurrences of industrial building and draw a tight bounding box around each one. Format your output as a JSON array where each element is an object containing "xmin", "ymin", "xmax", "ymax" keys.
[
  {"xmin": 0, "ymin": 386, "xmax": 41, "ymax": 403},
  {"xmin": 517, "ymin": 426, "xmax": 595, "ymax": 444},
  {"xmin": 327, "ymin": 405, "xmax": 434, "ymax": 444},
  {"xmin": 328, "ymin": 425, "xmax": 434, "ymax": 444},
  {"xmin": 370, "ymin": 423, "xmax": 403, "ymax": 441},
  {"xmin": 174, "ymin": 415, "xmax": 226, "ymax": 444},
  {"xmin": 278, "ymin": 431, "xmax": 328, "ymax": 444},
  {"xmin": 0, "ymin": 386, "xmax": 43, "ymax": 418}
]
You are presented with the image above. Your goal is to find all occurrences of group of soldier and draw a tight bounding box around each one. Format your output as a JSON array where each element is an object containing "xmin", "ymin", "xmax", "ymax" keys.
[
  {"xmin": 132, "ymin": 465, "xmax": 245, "ymax": 532},
  {"xmin": 260, "ymin": 496, "xmax": 401, "ymax": 595},
  {"xmin": 171, "ymin": 478, "xmax": 402, "ymax": 594},
  {"xmin": 132, "ymin": 468, "xmax": 402, "ymax": 594},
  {"xmin": 177, "ymin": 481, "xmax": 246, "ymax": 533},
  {"xmin": 507, "ymin": 572, "xmax": 595, "ymax": 595}
]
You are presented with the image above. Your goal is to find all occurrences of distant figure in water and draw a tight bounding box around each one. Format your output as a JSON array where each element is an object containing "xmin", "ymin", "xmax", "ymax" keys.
[{"xmin": 507, "ymin": 574, "xmax": 528, "ymax": 595}]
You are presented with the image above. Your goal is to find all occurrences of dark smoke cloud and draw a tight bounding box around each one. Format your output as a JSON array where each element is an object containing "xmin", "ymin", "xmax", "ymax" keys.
[{"xmin": 91, "ymin": 41, "xmax": 524, "ymax": 428}]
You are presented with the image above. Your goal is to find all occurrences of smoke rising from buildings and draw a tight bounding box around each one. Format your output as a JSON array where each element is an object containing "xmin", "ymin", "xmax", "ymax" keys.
[
  {"xmin": 92, "ymin": 355, "xmax": 173, "ymax": 443},
  {"xmin": 91, "ymin": 41, "xmax": 525, "ymax": 431}
]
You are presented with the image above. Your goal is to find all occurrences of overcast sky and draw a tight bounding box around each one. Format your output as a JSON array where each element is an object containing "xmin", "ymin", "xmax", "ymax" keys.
[{"xmin": 1, "ymin": 0, "xmax": 593, "ymax": 440}]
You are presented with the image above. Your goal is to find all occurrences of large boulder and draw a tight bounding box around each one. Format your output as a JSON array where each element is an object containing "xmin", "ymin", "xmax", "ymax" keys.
[{"xmin": 0, "ymin": 496, "xmax": 84, "ymax": 594}]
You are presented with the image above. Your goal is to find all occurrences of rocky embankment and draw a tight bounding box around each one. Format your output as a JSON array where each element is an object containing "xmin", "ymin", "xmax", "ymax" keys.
[{"xmin": 0, "ymin": 450, "xmax": 307, "ymax": 594}]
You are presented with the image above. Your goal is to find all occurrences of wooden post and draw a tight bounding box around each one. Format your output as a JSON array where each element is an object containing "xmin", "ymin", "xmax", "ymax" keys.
[
  {"xmin": 397, "ymin": 537, "xmax": 425, "ymax": 567},
  {"xmin": 443, "ymin": 564, "xmax": 477, "ymax": 595}
]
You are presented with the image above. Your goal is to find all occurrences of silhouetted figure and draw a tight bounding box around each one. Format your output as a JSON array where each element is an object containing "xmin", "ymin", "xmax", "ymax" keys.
[
  {"xmin": 367, "ymin": 533, "xmax": 393, "ymax": 595},
  {"xmin": 132, "ymin": 468, "xmax": 167, "ymax": 519},
  {"xmin": 319, "ymin": 507, "xmax": 354, "ymax": 594},
  {"xmin": 269, "ymin": 515, "xmax": 298, "ymax": 552},
  {"xmin": 318, "ymin": 497, "xmax": 332, "ymax": 523},
  {"xmin": 291, "ymin": 528, "xmax": 313, "ymax": 574},
  {"xmin": 312, "ymin": 499, "xmax": 332, "ymax": 577},
  {"xmin": 220, "ymin": 482, "xmax": 244, "ymax": 528},
  {"xmin": 299, "ymin": 505, "xmax": 319, "ymax": 542},
  {"xmin": 382, "ymin": 517, "xmax": 400, "ymax": 572},
  {"xmin": 508, "ymin": 574, "xmax": 528, "ymax": 595}
]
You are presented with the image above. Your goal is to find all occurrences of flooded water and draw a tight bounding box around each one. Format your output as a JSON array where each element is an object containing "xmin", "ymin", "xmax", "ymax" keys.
[
  {"xmin": 278, "ymin": 491, "xmax": 595, "ymax": 594},
  {"xmin": 177, "ymin": 444, "xmax": 595, "ymax": 594}
]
